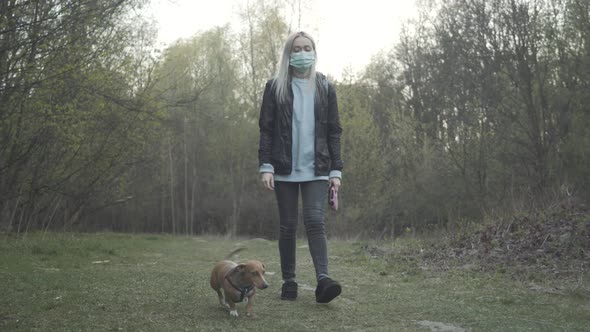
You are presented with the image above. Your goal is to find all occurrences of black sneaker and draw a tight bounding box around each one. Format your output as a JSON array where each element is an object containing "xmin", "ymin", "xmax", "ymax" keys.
[
  {"xmin": 315, "ymin": 277, "xmax": 341, "ymax": 303},
  {"xmin": 281, "ymin": 281, "xmax": 298, "ymax": 300}
]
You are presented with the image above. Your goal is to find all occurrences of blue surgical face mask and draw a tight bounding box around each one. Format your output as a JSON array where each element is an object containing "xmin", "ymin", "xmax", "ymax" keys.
[{"xmin": 289, "ymin": 51, "xmax": 315, "ymax": 73}]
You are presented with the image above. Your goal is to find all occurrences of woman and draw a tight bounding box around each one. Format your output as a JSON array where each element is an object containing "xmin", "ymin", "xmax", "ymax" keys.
[{"xmin": 258, "ymin": 31, "xmax": 343, "ymax": 303}]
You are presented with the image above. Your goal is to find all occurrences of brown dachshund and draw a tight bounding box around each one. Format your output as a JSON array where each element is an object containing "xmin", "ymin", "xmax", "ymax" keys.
[{"xmin": 210, "ymin": 248, "xmax": 269, "ymax": 317}]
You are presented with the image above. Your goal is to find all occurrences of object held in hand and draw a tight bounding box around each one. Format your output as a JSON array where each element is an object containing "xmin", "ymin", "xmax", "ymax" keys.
[{"xmin": 329, "ymin": 186, "xmax": 338, "ymax": 211}]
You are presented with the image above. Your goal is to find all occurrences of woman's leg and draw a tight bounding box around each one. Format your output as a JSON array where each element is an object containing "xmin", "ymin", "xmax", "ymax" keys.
[
  {"xmin": 300, "ymin": 180, "xmax": 330, "ymax": 281},
  {"xmin": 274, "ymin": 181, "xmax": 300, "ymax": 282}
]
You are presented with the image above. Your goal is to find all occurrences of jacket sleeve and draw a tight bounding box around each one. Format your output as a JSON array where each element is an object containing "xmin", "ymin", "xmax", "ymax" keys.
[
  {"xmin": 327, "ymin": 81, "xmax": 344, "ymax": 172},
  {"xmin": 258, "ymin": 80, "xmax": 276, "ymax": 167}
]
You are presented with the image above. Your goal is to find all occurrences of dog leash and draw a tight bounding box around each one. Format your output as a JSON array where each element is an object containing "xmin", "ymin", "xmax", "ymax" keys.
[{"xmin": 225, "ymin": 268, "xmax": 253, "ymax": 302}]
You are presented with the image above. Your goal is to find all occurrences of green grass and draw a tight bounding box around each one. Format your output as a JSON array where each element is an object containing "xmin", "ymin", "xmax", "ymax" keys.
[{"xmin": 1, "ymin": 232, "xmax": 589, "ymax": 331}]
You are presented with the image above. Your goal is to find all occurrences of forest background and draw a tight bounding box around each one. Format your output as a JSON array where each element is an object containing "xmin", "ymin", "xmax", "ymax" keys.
[{"xmin": 1, "ymin": 0, "xmax": 589, "ymax": 240}]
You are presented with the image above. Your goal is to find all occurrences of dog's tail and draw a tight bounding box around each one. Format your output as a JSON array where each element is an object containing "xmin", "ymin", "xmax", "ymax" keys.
[{"xmin": 224, "ymin": 247, "xmax": 246, "ymax": 260}]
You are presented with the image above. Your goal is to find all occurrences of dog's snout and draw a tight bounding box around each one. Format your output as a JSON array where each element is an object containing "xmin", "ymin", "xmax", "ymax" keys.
[{"xmin": 257, "ymin": 277, "xmax": 269, "ymax": 290}]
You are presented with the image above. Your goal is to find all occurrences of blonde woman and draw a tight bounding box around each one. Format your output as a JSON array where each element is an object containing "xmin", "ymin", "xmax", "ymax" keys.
[{"xmin": 258, "ymin": 31, "xmax": 343, "ymax": 303}]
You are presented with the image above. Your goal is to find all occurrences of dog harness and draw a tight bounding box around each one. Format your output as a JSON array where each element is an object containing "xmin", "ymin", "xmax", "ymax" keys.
[{"xmin": 225, "ymin": 268, "xmax": 253, "ymax": 302}]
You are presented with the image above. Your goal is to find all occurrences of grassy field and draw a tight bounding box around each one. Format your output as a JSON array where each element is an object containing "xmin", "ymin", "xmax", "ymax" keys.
[{"xmin": 1, "ymin": 232, "xmax": 588, "ymax": 331}]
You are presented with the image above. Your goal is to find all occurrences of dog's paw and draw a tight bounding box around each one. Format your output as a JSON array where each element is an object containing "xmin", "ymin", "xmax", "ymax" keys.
[
  {"xmin": 229, "ymin": 309, "xmax": 239, "ymax": 317},
  {"xmin": 220, "ymin": 301, "xmax": 230, "ymax": 309}
]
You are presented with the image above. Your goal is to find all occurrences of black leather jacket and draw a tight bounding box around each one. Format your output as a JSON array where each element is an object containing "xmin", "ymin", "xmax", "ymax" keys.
[{"xmin": 258, "ymin": 73, "xmax": 343, "ymax": 176}]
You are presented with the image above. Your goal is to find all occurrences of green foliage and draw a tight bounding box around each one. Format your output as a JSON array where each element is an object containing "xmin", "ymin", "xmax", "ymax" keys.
[
  {"xmin": 0, "ymin": 0, "xmax": 159, "ymax": 232},
  {"xmin": 2, "ymin": 0, "xmax": 590, "ymax": 238},
  {"xmin": 112, "ymin": 1, "xmax": 293, "ymax": 237},
  {"xmin": 237, "ymin": 0, "xmax": 290, "ymax": 114},
  {"xmin": 337, "ymin": 81, "xmax": 389, "ymax": 237},
  {"xmin": 563, "ymin": 111, "xmax": 590, "ymax": 197},
  {"xmin": 360, "ymin": 0, "xmax": 590, "ymax": 234}
]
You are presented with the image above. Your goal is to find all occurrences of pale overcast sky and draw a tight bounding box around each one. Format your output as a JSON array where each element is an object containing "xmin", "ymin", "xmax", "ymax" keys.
[{"xmin": 145, "ymin": 0, "xmax": 419, "ymax": 80}]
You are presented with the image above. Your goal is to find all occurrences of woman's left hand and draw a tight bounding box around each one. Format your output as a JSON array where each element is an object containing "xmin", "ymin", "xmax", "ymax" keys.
[{"xmin": 329, "ymin": 177, "xmax": 341, "ymax": 193}]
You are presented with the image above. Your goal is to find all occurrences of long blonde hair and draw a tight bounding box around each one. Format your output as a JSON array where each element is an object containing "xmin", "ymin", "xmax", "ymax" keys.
[{"xmin": 273, "ymin": 31, "xmax": 319, "ymax": 104}]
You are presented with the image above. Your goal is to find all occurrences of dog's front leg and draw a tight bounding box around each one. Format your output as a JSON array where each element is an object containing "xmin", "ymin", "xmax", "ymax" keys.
[
  {"xmin": 245, "ymin": 294, "xmax": 255, "ymax": 317},
  {"xmin": 227, "ymin": 299, "xmax": 238, "ymax": 317},
  {"xmin": 222, "ymin": 289, "xmax": 239, "ymax": 317}
]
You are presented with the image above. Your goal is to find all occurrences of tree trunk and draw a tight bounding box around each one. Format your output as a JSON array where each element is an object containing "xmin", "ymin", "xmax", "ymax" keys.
[
  {"xmin": 183, "ymin": 117, "xmax": 189, "ymax": 235},
  {"xmin": 168, "ymin": 137, "xmax": 176, "ymax": 235}
]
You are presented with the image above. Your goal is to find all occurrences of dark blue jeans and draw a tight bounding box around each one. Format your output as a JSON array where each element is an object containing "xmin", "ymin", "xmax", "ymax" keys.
[{"xmin": 274, "ymin": 180, "xmax": 330, "ymax": 282}]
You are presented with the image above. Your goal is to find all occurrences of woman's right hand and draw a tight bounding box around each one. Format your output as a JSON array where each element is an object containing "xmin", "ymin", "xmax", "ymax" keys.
[{"xmin": 261, "ymin": 173, "xmax": 275, "ymax": 191}]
